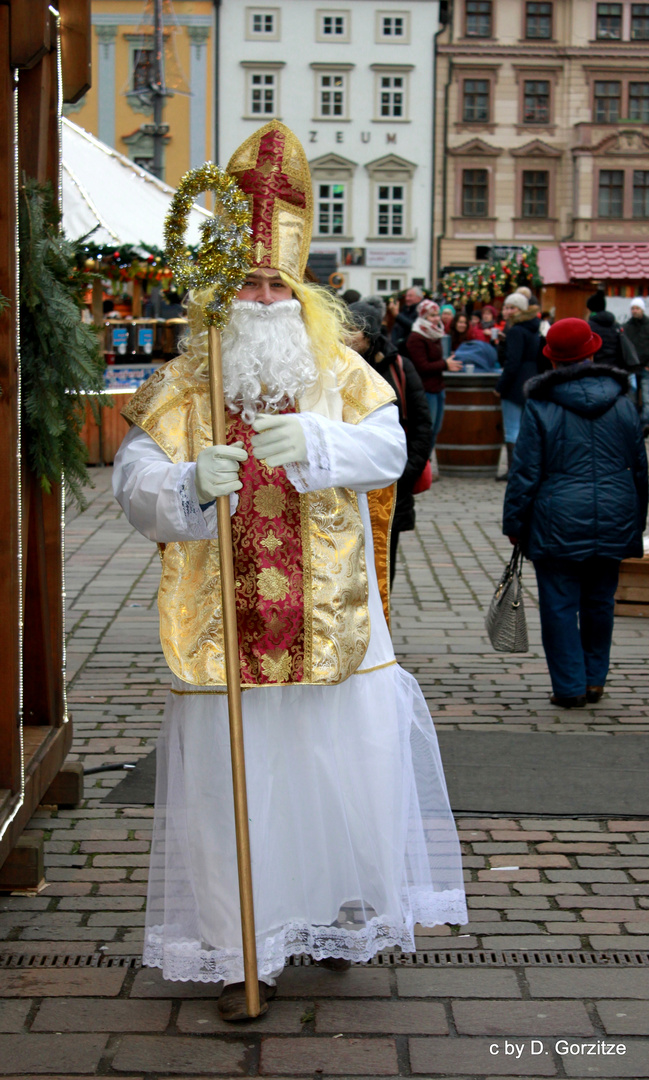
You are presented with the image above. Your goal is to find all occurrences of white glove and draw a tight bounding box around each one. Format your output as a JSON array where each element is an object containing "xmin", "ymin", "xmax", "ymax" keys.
[
  {"xmin": 194, "ymin": 442, "xmax": 248, "ymax": 503},
  {"xmin": 250, "ymin": 414, "xmax": 307, "ymax": 468}
]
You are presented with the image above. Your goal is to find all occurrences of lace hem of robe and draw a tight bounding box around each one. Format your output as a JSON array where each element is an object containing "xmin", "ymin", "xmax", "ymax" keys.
[{"xmin": 142, "ymin": 888, "xmax": 468, "ymax": 983}]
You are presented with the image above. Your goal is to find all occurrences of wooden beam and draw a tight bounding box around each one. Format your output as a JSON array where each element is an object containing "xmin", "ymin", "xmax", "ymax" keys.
[
  {"xmin": 42, "ymin": 762, "xmax": 84, "ymax": 809},
  {"xmin": 0, "ymin": 722, "xmax": 72, "ymax": 872},
  {"xmin": 0, "ymin": 6, "xmax": 22, "ymax": 794},
  {"xmin": 59, "ymin": 0, "xmax": 91, "ymax": 104},
  {"xmin": 0, "ymin": 834, "xmax": 44, "ymax": 891},
  {"xmin": 9, "ymin": 0, "xmax": 51, "ymax": 70}
]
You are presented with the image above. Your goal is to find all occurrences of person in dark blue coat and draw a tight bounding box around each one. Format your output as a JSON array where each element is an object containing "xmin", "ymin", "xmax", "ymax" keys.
[
  {"xmin": 503, "ymin": 318, "xmax": 648, "ymax": 709},
  {"xmin": 495, "ymin": 292, "xmax": 542, "ymax": 482}
]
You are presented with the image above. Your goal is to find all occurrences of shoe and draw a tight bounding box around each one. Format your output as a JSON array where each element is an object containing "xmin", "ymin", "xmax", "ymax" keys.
[
  {"xmin": 550, "ymin": 694, "xmax": 587, "ymax": 709},
  {"xmin": 495, "ymin": 471, "xmax": 509, "ymax": 482},
  {"xmin": 314, "ymin": 957, "xmax": 352, "ymax": 972},
  {"xmin": 217, "ymin": 980, "xmax": 277, "ymax": 1022},
  {"xmin": 586, "ymin": 686, "xmax": 604, "ymax": 703}
]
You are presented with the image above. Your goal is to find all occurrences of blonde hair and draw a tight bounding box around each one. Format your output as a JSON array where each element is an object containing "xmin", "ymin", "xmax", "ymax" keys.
[
  {"xmin": 279, "ymin": 272, "xmax": 353, "ymax": 372},
  {"xmin": 180, "ymin": 276, "xmax": 354, "ymax": 375}
]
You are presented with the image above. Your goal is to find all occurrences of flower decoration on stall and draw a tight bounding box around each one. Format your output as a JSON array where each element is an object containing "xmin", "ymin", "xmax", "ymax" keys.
[
  {"xmin": 439, "ymin": 245, "xmax": 542, "ymax": 305},
  {"xmin": 77, "ymin": 242, "xmax": 183, "ymax": 288}
]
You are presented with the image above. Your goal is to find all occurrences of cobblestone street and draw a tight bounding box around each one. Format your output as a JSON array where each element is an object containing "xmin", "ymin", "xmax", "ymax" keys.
[{"xmin": 1, "ymin": 467, "xmax": 648, "ymax": 1078}]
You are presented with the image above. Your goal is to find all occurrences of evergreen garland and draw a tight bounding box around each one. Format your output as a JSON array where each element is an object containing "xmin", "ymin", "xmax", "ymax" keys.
[
  {"xmin": 20, "ymin": 180, "xmax": 108, "ymax": 509},
  {"xmin": 439, "ymin": 245, "xmax": 543, "ymax": 306}
]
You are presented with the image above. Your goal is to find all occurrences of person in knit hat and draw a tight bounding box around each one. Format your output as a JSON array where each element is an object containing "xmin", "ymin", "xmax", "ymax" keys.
[
  {"xmin": 503, "ymin": 318, "xmax": 648, "ymax": 709},
  {"xmin": 625, "ymin": 297, "xmax": 649, "ymax": 424},
  {"xmin": 494, "ymin": 292, "xmax": 541, "ymax": 480}
]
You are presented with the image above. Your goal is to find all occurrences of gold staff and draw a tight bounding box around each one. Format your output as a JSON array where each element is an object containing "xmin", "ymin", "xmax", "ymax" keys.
[{"xmin": 165, "ymin": 167, "xmax": 259, "ymax": 1017}]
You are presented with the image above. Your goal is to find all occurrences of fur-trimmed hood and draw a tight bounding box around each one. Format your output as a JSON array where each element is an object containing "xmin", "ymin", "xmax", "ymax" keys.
[
  {"xmin": 525, "ymin": 362, "xmax": 629, "ymax": 418},
  {"xmin": 508, "ymin": 305, "xmax": 540, "ymax": 328}
]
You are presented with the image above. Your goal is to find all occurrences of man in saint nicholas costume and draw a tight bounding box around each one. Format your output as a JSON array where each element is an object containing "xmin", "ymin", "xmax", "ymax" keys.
[{"xmin": 113, "ymin": 122, "xmax": 467, "ymax": 1021}]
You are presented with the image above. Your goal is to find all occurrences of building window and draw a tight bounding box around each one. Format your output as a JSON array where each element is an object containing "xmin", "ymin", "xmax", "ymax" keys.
[
  {"xmin": 463, "ymin": 79, "xmax": 490, "ymax": 122},
  {"xmin": 629, "ymin": 82, "xmax": 649, "ymax": 121},
  {"xmin": 462, "ymin": 169, "xmax": 488, "ymax": 216},
  {"xmin": 317, "ymin": 72, "xmax": 347, "ymax": 118},
  {"xmin": 317, "ymin": 183, "xmax": 345, "ymax": 235},
  {"xmin": 382, "ymin": 14, "xmax": 404, "ymax": 36},
  {"xmin": 132, "ymin": 48, "xmax": 154, "ymax": 92},
  {"xmin": 376, "ymin": 10, "xmax": 410, "ymax": 42},
  {"xmin": 525, "ymin": 2, "xmax": 552, "ymax": 38},
  {"xmin": 377, "ymin": 184, "xmax": 404, "ymax": 236},
  {"xmin": 522, "ymin": 170, "xmax": 549, "ymax": 217},
  {"xmin": 466, "ymin": 1, "xmax": 492, "ymax": 37},
  {"xmin": 594, "ymin": 80, "xmax": 621, "ymax": 122},
  {"xmin": 631, "ymin": 4, "xmax": 649, "ymax": 38},
  {"xmin": 374, "ymin": 275, "xmax": 405, "ymax": 293},
  {"xmin": 249, "ymin": 71, "xmax": 277, "ymax": 115},
  {"xmin": 246, "ymin": 7, "xmax": 280, "ymax": 39},
  {"xmin": 317, "ymin": 10, "xmax": 350, "ymax": 41},
  {"xmin": 379, "ymin": 74, "xmax": 405, "ymax": 118},
  {"xmin": 633, "ymin": 171, "xmax": 649, "ymax": 217},
  {"xmin": 523, "ymin": 80, "xmax": 550, "ymax": 123},
  {"xmin": 596, "ymin": 4, "xmax": 623, "ymax": 39},
  {"xmin": 598, "ymin": 170, "xmax": 624, "ymax": 217}
]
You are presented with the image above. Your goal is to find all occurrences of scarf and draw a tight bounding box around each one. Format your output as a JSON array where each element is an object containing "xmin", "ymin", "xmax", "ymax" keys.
[{"xmin": 411, "ymin": 316, "xmax": 444, "ymax": 341}]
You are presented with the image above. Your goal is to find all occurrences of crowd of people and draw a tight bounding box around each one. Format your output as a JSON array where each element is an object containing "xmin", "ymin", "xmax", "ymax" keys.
[{"xmin": 341, "ymin": 284, "xmax": 649, "ymax": 713}]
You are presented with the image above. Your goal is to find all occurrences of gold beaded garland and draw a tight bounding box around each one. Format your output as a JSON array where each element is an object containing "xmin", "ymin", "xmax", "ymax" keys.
[{"xmin": 164, "ymin": 163, "xmax": 252, "ymax": 327}]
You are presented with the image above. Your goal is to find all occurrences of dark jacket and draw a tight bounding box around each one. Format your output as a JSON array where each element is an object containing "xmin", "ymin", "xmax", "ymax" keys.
[
  {"xmin": 624, "ymin": 312, "xmax": 649, "ymax": 366},
  {"xmin": 503, "ymin": 363, "xmax": 648, "ymax": 562},
  {"xmin": 406, "ymin": 329, "xmax": 446, "ymax": 394},
  {"xmin": 496, "ymin": 310, "xmax": 541, "ymax": 405},
  {"xmin": 589, "ymin": 310, "xmax": 622, "ymax": 366},
  {"xmin": 367, "ymin": 334, "xmax": 432, "ymax": 532},
  {"xmin": 391, "ymin": 303, "xmax": 419, "ymax": 356},
  {"xmin": 589, "ymin": 311, "xmax": 641, "ymax": 374}
]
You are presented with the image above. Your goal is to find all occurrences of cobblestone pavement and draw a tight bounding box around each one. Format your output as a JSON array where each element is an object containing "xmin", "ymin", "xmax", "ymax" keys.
[{"xmin": 1, "ymin": 467, "xmax": 648, "ymax": 1078}]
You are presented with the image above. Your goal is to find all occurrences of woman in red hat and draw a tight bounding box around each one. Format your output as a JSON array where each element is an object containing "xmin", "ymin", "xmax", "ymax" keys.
[{"xmin": 503, "ymin": 318, "xmax": 648, "ymax": 708}]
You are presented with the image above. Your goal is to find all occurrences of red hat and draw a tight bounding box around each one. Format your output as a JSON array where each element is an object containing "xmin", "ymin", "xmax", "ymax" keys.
[{"xmin": 542, "ymin": 318, "xmax": 602, "ymax": 364}]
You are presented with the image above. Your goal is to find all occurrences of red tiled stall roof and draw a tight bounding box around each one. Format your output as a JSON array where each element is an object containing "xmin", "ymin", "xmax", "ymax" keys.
[{"xmin": 559, "ymin": 243, "xmax": 649, "ymax": 282}]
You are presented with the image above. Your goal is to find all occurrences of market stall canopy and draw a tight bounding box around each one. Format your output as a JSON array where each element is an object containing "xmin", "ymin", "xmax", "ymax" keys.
[
  {"xmin": 62, "ymin": 118, "xmax": 211, "ymax": 248},
  {"xmin": 538, "ymin": 243, "xmax": 649, "ymax": 284}
]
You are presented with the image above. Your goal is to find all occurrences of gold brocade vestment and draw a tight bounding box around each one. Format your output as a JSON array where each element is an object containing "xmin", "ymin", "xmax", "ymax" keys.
[{"xmin": 122, "ymin": 349, "xmax": 396, "ymax": 687}]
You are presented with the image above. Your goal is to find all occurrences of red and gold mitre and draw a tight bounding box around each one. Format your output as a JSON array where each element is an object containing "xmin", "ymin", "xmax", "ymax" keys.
[{"xmin": 226, "ymin": 121, "xmax": 313, "ymax": 282}]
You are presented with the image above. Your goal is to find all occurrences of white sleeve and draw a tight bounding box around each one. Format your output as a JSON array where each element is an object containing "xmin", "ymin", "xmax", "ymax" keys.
[
  {"xmin": 112, "ymin": 425, "xmax": 233, "ymax": 543},
  {"xmin": 284, "ymin": 403, "xmax": 407, "ymax": 494}
]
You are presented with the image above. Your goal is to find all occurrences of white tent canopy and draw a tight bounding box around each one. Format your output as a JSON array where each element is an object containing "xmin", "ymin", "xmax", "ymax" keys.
[{"xmin": 62, "ymin": 118, "xmax": 211, "ymax": 249}]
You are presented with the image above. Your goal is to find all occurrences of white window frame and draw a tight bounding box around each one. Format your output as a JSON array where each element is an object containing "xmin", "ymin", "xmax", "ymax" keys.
[
  {"xmin": 316, "ymin": 8, "xmax": 351, "ymax": 42},
  {"xmin": 241, "ymin": 63, "xmax": 284, "ymax": 119},
  {"xmin": 366, "ymin": 154, "xmax": 416, "ymax": 241},
  {"xmin": 315, "ymin": 181, "xmax": 347, "ymax": 237},
  {"xmin": 245, "ymin": 7, "xmax": 281, "ymax": 41},
  {"xmin": 376, "ymin": 183, "xmax": 406, "ymax": 237},
  {"xmin": 371, "ymin": 64, "xmax": 413, "ymax": 122},
  {"xmin": 375, "ymin": 9, "xmax": 411, "ymax": 43},
  {"xmin": 372, "ymin": 273, "xmax": 406, "ymax": 293},
  {"xmin": 311, "ymin": 65, "xmax": 354, "ymax": 121}
]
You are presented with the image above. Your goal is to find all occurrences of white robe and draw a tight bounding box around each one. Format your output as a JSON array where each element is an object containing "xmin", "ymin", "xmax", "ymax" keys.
[{"xmin": 113, "ymin": 404, "xmax": 467, "ymax": 984}]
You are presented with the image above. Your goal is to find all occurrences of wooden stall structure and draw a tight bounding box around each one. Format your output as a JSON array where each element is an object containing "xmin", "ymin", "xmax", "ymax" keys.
[
  {"xmin": 538, "ymin": 243, "xmax": 649, "ymax": 320},
  {"xmin": 0, "ymin": 0, "xmax": 91, "ymax": 888}
]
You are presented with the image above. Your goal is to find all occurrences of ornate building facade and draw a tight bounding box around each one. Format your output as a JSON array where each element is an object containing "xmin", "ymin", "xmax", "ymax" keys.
[
  {"xmin": 67, "ymin": 1, "xmax": 215, "ymax": 191},
  {"xmin": 433, "ymin": 0, "xmax": 649, "ymax": 281}
]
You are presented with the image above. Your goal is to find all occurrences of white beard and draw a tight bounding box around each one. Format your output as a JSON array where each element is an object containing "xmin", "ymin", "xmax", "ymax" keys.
[{"xmin": 220, "ymin": 299, "xmax": 318, "ymax": 424}]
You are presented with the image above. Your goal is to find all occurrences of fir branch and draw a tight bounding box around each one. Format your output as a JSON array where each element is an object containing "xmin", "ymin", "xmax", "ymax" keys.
[{"xmin": 19, "ymin": 179, "xmax": 109, "ymax": 510}]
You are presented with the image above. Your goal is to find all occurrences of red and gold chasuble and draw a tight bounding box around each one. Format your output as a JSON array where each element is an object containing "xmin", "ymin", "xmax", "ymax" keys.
[
  {"xmin": 228, "ymin": 412, "xmax": 306, "ymax": 685},
  {"xmin": 122, "ymin": 350, "xmax": 396, "ymax": 687}
]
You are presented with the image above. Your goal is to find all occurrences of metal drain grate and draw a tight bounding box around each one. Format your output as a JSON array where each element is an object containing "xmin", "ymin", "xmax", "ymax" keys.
[
  {"xmin": 0, "ymin": 953, "xmax": 139, "ymax": 969},
  {"xmin": 2, "ymin": 949, "xmax": 648, "ymax": 970}
]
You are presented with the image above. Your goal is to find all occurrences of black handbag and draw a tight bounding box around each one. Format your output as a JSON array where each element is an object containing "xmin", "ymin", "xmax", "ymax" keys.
[{"xmin": 485, "ymin": 544, "xmax": 529, "ymax": 653}]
